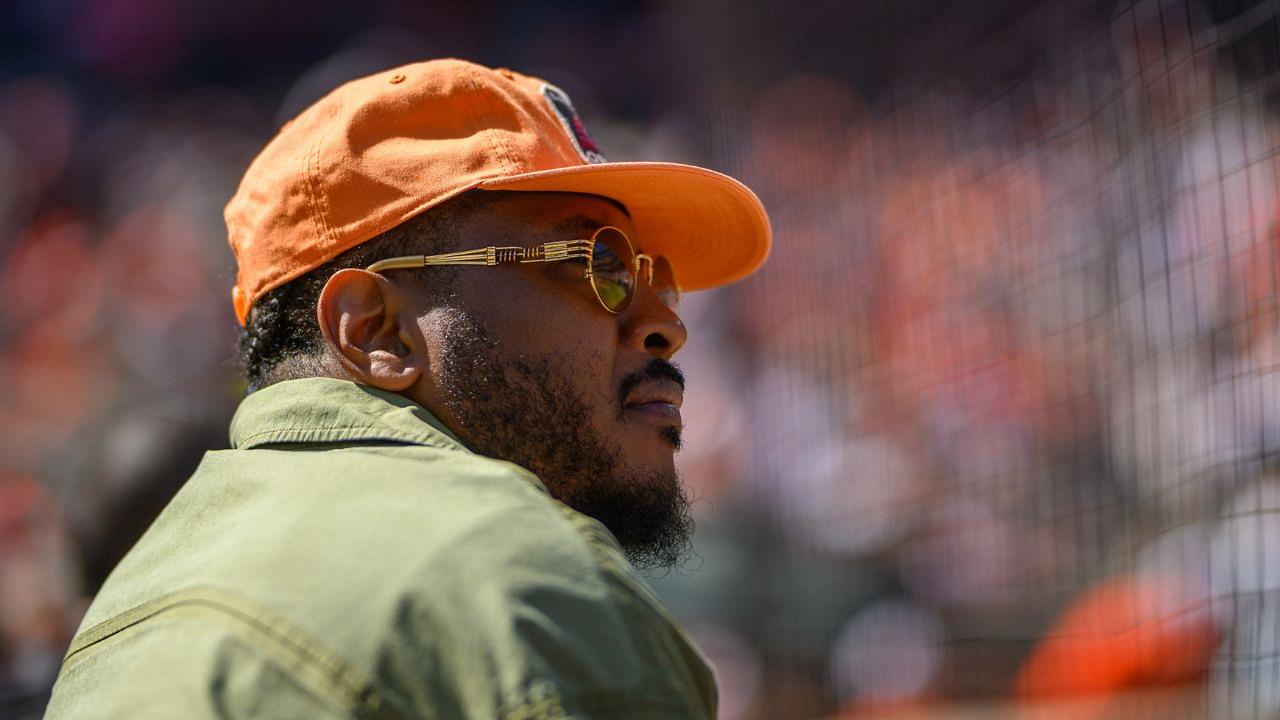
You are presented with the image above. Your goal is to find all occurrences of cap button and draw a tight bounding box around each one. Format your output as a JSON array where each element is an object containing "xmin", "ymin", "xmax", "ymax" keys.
[{"xmin": 389, "ymin": 73, "xmax": 406, "ymax": 84}]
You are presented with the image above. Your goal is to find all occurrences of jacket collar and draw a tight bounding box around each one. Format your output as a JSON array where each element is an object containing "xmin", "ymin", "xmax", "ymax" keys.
[{"xmin": 229, "ymin": 378, "xmax": 468, "ymax": 452}]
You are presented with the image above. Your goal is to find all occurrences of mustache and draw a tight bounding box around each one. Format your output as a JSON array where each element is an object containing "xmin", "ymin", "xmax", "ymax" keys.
[{"xmin": 617, "ymin": 358, "xmax": 686, "ymax": 408}]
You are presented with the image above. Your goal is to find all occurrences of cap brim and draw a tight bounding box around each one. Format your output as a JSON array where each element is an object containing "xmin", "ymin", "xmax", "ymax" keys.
[{"xmin": 478, "ymin": 162, "xmax": 771, "ymax": 292}]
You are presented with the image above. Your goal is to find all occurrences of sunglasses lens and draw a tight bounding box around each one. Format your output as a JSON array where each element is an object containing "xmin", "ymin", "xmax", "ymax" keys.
[
  {"xmin": 651, "ymin": 255, "xmax": 681, "ymax": 310},
  {"xmin": 591, "ymin": 227, "xmax": 635, "ymax": 312}
]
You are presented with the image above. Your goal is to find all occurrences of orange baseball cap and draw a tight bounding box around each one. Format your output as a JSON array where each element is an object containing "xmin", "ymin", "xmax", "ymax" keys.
[{"xmin": 225, "ymin": 58, "xmax": 772, "ymax": 325}]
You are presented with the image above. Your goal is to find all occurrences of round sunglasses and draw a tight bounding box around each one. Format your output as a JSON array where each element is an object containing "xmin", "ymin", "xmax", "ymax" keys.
[{"xmin": 365, "ymin": 225, "xmax": 681, "ymax": 314}]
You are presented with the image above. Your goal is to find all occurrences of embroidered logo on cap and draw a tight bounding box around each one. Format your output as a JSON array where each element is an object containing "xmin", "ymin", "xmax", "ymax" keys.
[{"xmin": 542, "ymin": 83, "xmax": 607, "ymax": 164}]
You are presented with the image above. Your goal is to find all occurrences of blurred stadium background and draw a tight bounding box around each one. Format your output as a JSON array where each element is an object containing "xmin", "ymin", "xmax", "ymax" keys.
[{"xmin": 5, "ymin": 0, "xmax": 1280, "ymax": 717}]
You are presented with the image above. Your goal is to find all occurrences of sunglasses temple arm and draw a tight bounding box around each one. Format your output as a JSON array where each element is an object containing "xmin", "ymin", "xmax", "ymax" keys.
[
  {"xmin": 366, "ymin": 240, "xmax": 593, "ymax": 273},
  {"xmin": 366, "ymin": 248, "xmax": 494, "ymax": 272},
  {"xmin": 515, "ymin": 240, "xmax": 593, "ymax": 262}
]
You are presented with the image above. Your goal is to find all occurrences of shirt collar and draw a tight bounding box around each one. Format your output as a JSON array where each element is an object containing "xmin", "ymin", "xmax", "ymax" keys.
[{"xmin": 229, "ymin": 377, "xmax": 468, "ymax": 452}]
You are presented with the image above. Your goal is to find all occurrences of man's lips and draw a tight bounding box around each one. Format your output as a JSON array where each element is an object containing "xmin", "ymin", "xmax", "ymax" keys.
[{"xmin": 622, "ymin": 380, "xmax": 684, "ymax": 424}]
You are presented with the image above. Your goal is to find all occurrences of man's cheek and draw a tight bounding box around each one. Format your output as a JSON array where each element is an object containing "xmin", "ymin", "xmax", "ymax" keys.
[{"xmin": 577, "ymin": 353, "xmax": 622, "ymax": 421}]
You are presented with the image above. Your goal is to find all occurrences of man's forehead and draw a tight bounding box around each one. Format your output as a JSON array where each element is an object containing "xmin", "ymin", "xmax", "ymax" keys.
[{"xmin": 487, "ymin": 191, "xmax": 632, "ymax": 236}]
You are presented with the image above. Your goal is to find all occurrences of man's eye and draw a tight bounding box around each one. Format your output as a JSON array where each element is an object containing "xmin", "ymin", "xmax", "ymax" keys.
[{"xmin": 550, "ymin": 257, "xmax": 589, "ymax": 279}]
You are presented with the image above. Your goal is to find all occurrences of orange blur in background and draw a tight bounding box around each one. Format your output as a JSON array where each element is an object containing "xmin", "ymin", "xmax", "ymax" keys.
[{"xmin": 5, "ymin": 1, "xmax": 1280, "ymax": 719}]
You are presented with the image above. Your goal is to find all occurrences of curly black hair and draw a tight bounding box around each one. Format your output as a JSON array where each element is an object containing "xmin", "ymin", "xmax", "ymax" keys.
[{"xmin": 236, "ymin": 189, "xmax": 509, "ymax": 392}]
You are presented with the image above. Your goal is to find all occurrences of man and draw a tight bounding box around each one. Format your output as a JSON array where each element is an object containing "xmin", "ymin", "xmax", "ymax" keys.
[{"xmin": 45, "ymin": 58, "xmax": 770, "ymax": 719}]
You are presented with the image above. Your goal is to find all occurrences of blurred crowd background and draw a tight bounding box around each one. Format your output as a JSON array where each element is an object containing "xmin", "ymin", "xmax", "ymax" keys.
[{"xmin": 4, "ymin": 0, "xmax": 1280, "ymax": 717}]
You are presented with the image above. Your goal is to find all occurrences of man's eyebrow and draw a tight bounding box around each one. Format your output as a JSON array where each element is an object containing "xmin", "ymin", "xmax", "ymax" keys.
[{"xmin": 548, "ymin": 215, "xmax": 606, "ymax": 238}]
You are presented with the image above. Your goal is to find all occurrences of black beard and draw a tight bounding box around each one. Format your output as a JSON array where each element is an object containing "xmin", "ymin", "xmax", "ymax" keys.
[{"xmin": 434, "ymin": 313, "xmax": 693, "ymax": 573}]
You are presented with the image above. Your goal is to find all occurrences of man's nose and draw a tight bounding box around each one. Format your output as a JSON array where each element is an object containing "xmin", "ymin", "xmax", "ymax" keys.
[{"xmin": 620, "ymin": 284, "xmax": 687, "ymax": 359}]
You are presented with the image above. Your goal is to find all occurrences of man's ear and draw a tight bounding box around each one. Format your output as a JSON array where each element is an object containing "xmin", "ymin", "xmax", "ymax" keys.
[{"xmin": 316, "ymin": 269, "xmax": 422, "ymax": 392}]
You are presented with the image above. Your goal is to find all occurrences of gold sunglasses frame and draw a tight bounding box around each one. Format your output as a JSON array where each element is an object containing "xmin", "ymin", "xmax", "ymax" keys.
[{"xmin": 364, "ymin": 225, "xmax": 677, "ymax": 314}]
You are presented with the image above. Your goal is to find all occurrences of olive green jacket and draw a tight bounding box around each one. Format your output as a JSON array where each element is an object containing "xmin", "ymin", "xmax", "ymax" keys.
[{"xmin": 46, "ymin": 378, "xmax": 716, "ymax": 719}]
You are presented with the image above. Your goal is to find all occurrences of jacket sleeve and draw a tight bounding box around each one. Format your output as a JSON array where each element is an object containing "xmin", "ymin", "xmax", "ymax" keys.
[{"xmin": 376, "ymin": 500, "xmax": 718, "ymax": 720}]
